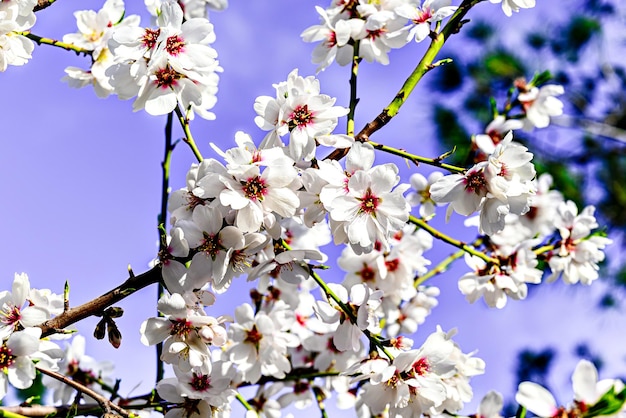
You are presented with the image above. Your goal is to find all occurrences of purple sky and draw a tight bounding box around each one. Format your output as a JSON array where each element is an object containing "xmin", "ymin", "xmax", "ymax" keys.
[{"xmin": 1, "ymin": 0, "xmax": 625, "ymax": 415}]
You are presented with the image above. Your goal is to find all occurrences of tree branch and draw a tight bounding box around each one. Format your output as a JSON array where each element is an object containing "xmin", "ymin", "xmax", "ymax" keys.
[
  {"xmin": 33, "ymin": 0, "xmax": 56, "ymax": 12},
  {"xmin": 38, "ymin": 266, "xmax": 162, "ymax": 338},
  {"xmin": 324, "ymin": 0, "xmax": 484, "ymax": 161},
  {"xmin": 36, "ymin": 367, "xmax": 132, "ymax": 418}
]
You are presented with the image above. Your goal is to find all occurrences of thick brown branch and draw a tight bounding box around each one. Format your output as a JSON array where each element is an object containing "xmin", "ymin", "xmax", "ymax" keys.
[
  {"xmin": 33, "ymin": 0, "xmax": 56, "ymax": 12},
  {"xmin": 38, "ymin": 266, "xmax": 162, "ymax": 338}
]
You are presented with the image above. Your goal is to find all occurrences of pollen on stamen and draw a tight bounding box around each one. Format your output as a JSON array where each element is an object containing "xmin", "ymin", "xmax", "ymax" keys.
[
  {"xmin": 155, "ymin": 66, "xmax": 182, "ymax": 89},
  {"xmin": 142, "ymin": 28, "xmax": 160, "ymax": 50},
  {"xmin": 241, "ymin": 176, "xmax": 267, "ymax": 201},
  {"xmin": 190, "ymin": 372, "xmax": 212, "ymax": 392},
  {"xmin": 358, "ymin": 188, "xmax": 380, "ymax": 214},
  {"xmin": 289, "ymin": 104, "xmax": 314, "ymax": 130},
  {"xmin": 464, "ymin": 170, "xmax": 487, "ymax": 194},
  {"xmin": 166, "ymin": 35, "xmax": 186, "ymax": 56},
  {"xmin": 0, "ymin": 345, "xmax": 15, "ymax": 370}
]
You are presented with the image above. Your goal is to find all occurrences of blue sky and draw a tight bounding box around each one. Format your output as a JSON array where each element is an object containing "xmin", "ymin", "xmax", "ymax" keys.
[{"xmin": 1, "ymin": 0, "xmax": 625, "ymax": 415}]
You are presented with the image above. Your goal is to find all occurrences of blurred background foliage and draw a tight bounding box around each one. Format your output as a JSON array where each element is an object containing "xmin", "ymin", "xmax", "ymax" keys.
[{"xmin": 428, "ymin": 0, "xmax": 626, "ymax": 308}]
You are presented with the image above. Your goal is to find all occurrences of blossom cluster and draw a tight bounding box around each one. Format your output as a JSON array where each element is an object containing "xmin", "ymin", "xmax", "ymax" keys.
[
  {"xmin": 0, "ymin": 274, "xmax": 64, "ymax": 400},
  {"xmin": 0, "ymin": 0, "xmax": 36, "ymax": 71},
  {"xmin": 300, "ymin": 0, "xmax": 537, "ymax": 72},
  {"xmin": 1, "ymin": 0, "xmax": 621, "ymax": 417}
]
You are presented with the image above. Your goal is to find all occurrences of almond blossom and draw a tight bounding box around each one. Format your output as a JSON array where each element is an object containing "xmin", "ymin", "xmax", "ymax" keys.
[
  {"xmin": 547, "ymin": 201, "xmax": 612, "ymax": 285},
  {"xmin": 430, "ymin": 132, "xmax": 536, "ymax": 236},
  {"xmin": 489, "ymin": 0, "xmax": 536, "ymax": 17},
  {"xmin": 0, "ymin": 273, "xmax": 58, "ymax": 340},
  {"xmin": 254, "ymin": 69, "xmax": 349, "ymax": 161}
]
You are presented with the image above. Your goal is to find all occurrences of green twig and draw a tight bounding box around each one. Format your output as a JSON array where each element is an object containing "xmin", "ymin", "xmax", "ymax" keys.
[
  {"xmin": 409, "ymin": 216, "xmax": 497, "ymax": 265},
  {"xmin": 367, "ymin": 140, "xmax": 465, "ymax": 173},
  {"xmin": 174, "ymin": 106, "xmax": 203, "ymax": 162},
  {"xmin": 415, "ymin": 249, "xmax": 465, "ymax": 287},
  {"xmin": 14, "ymin": 31, "xmax": 92, "ymax": 56},
  {"xmin": 309, "ymin": 269, "xmax": 394, "ymax": 360},
  {"xmin": 353, "ymin": 0, "xmax": 484, "ymax": 142},
  {"xmin": 313, "ymin": 386, "xmax": 329, "ymax": 418},
  {"xmin": 235, "ymin": 392, "xmax": 256, "ymax": 415}
]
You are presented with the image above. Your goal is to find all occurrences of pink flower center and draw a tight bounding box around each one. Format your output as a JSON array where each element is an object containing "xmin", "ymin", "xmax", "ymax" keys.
[
  {"xmin": 412, "ymin": 357, "xmax": 430, "ymax": 375},
  {"xmin": 245, "ymin": 325, "xmax": 263, "ymax": 346},
  {"xmin": 1, "ymin": 304, "xmax": 21, "ymax": 327},
  {"xmin": 170, "ymin": 319, "xmax": 193, "ymax": 338},
  {"xmin": 67, "ymin": 360, "xmax": 97, "ymax": 386},
  {"xmin": 200, "ymin": 232, "xmax": 221, "ymax": 259},
  {"xmin": 154, "ymin": 66, "xmax": 182, "ymax": 89},
  {"xmin": 385, "ymin": 258, "xmax": 400, "ymax": 272},
  {"xmin": 325, "ymin": 31, "xmax": 337, "ymax": 48},
  {"xmin": 464, "ymin": 170, "xmax": 487, "ymax": 194},
  {"xmin": 289, "ymin": 105, "xmax": 314, "ymax": 130},
  {"xmin": 366, "ymin": 28, "xmax": 387, "ymax": 40},
  {"xmin": 359, "ymin": 265, "xmax": 376, "ymax": 282},
  {"xmin": 358, "ymin": 188, "xmax": 380, "ymax": 214},
  {"xmin": 414, "ymin": 8, "xmax": 433, "ymax": 24},
  {"xmin": 190, "ymin": 372, "xmax": 212, "ymax": 392},
  {"xmin": 142, "ymin": 28, "xmax": 160, "ymax": 50},
  {"xmin": 165, "ymin": 35, "xmax": 185, "ymax": 56},
  {"xmin": 241, "ymin": 176, "xmax": 267, "ymax": 201}
]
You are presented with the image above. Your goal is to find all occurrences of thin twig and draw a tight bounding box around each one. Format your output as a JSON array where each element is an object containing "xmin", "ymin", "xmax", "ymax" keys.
[{"xmin": 36, "ymin": 367, "xmax": 131, "ymax": 418}]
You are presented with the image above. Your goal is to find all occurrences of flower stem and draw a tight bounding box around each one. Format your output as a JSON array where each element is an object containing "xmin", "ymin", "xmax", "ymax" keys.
[
  {"xmin": 409, "ymin": 216, "xmax": 498, "ymax": 264},
  {"xmin": 309, "ymin": 269, "xmax": 394, "ymax": 360},
  {"xmin": 235, "ymin": 392, "xmax": 256, "ymax": 415},
  {"xmin": 174, "ymin": 106, "xmax": 203, "ymax": 162},
  {"xmin": 415, "ymin": 249, "xmax": 465, "ymax": 287},
  {"xmin": 14, "ymin": 31, "xmax": 92, "ymax": 56},
  {"xmin": 367, "ymin": 140, "xmax": 465, "ymax": 173},
  {"xmin": 347, "ymin": 41, "xmax": 361, "ymax": 137}
]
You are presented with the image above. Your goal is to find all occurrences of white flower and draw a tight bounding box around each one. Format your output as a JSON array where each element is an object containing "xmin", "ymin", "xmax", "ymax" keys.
[
  {"xmin": 407, "ymin": 171, "xmax": 444, "ymax": 219},
  {"xmin": 518, "ymin": 84, "xmax": 564, "ymax": 129},
  {"xmin": 431, "ymin": 132, "xmax": 535, "ymax": 235},
  {"xmin": 0, "ymin": 273, "xmax": 53, "ymax": 340},
  {"xmin": 140, "ymin": 293, "xmax": 228, "ymax": 373},
  {"xmin": 328, "ymin": 163, "xmax": 410, "ymax": 253},
  {"xmin": 254, "ymin": 69, "xmax": 348, "ymax": 161},
  {"xmin": 458, "ymin": 240, "xmax": 542, "ymax": 309},
  {"xmin": 315, "ymin": 283, "xmax": 382, "ymax": 352},
  {"xmin": 227, "ymin": 302, "xmax": 300, "ymax": 383},
  {"xmin": 395, "ymin": 0, "xmax": 458, "ymax": 43},
  {"xmin": 0, "ymin": 2, "xmax": 35, "ymax": 72},
  {"xmin": 218, "ymin": 163, "xmax": 300, "ymax": 234},
  {"xmin": 301, "ymin": 6, "xmax": 355, "ymax": 72},
  {"xmin": 515, "ymin": 359, "xmax": 623, "ymax": 418},
  {"xmin": 45, "ymin": 335, "xmax": 114, "ymax": 404},
  {"xmin": 489, "ymin": 0, "xmax": 535, "ymax": 17},
  {"xmin": 548, "ymin": 202, "xmax": 611, "ymax": 285},
  {"xmin": 0, "ymin": 327, "xmax": 61, "ymax": 400}
]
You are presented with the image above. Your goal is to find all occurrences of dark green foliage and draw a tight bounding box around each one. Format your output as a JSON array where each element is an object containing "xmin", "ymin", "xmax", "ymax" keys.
[
  {"xmin": 516, "ymin": 348, "xmax": 556, "ymax": 388},
  {"xmin": 550, "ymin": 16, "xmax": 601, "ymax": 62},
  {"xmin": 432, "ymin": 57, "xmax": 463, "ymax": 93},
  {"xmin": 466, "ymin": 21, "xmax": 494, "ymax": 42},
  {"xmin": 433, "ymin": 105, "xmax": 471, "ymax": 167}
]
